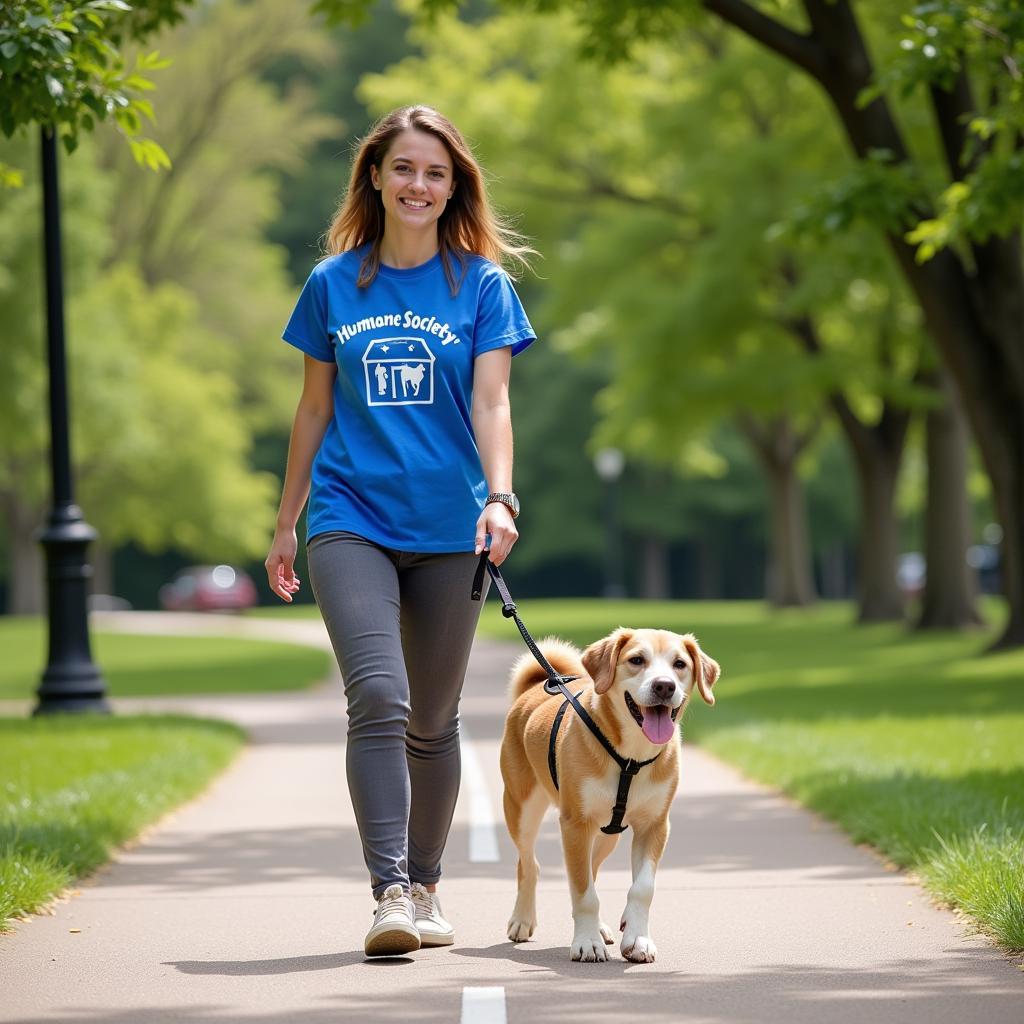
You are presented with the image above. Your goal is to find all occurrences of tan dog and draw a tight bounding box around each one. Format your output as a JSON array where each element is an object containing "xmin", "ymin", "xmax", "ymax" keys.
[{"xmin": 499, "ymin": 627, "xmax": 720, "ymax": 962}]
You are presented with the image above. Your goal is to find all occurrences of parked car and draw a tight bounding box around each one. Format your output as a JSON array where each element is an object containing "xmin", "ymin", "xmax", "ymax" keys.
[{"xmin": 158, "ymin": 565, "xmax": 257, "ymax": 612}]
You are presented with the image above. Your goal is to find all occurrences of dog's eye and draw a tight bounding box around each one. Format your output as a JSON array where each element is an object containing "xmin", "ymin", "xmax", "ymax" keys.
[
  {"xmin": 674, "ymin": 659, "xmax": 688, "ymax": 670},
  {"xmin": 628, "ymin": 654, "xmax": 646, "ymax": 666}
]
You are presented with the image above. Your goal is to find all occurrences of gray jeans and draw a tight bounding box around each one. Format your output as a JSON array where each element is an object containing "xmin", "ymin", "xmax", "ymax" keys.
[{"xmin": 306, "ymin": 530, "xmax": 487, "ymax": 899}]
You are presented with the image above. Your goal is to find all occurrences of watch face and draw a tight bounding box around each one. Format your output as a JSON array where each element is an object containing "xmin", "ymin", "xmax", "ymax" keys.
[{"xmin": 510, "ymin": 494, "xmax": 520, "ymax": 516}]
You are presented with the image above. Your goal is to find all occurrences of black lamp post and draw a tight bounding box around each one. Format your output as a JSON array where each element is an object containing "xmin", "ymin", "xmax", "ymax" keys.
[{"xmin": 32, "ymin": 126, "xmax": 110, "ymax": 716}]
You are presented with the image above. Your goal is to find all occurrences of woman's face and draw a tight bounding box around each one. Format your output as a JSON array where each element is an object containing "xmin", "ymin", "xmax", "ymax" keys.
[{"xmin": 370, "ymin": 129, "xmax": 455, "ymax": 236}]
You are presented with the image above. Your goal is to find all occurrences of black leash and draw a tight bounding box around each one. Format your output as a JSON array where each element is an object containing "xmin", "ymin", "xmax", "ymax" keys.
[{"xmin": 472, "ymin": 552, "xmax": 660, "ymax": 835}]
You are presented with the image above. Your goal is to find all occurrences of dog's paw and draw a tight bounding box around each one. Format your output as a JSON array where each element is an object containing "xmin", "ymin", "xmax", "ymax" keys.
[
  {"xmin": 507, "ymin": 916, "xmax": 536, "ymax": 942},
  {"xmin": 570, "ymin": 931, "xmax": 611, "ymax": 962},
  {"xmin": 599, "ymin": 921, "xmax": 615, "ymax": 945},
  {"xmin": 621, "ymin": 933, "xmax": 657, "ymax": 963}
]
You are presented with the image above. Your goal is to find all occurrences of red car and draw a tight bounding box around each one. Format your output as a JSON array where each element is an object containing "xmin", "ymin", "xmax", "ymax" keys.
[{"xmin": 158, "ymin": 565, "xmax": 258, "ymax": 612}]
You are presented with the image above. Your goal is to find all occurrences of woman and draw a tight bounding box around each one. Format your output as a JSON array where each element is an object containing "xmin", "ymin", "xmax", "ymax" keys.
[{"xmin": 265, "ymin": 105, "xmax": 536, "ymax": 957}]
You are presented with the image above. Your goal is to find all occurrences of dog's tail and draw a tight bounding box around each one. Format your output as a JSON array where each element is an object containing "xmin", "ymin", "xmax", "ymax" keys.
[{"xmin": 507, "ymin": 637, "xmax": 584, "ymax": 704}]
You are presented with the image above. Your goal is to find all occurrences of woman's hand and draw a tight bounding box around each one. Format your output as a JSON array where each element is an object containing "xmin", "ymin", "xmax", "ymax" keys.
[
  {"xmin": 265, "ymin": 528, "xmax": 301, "ymax": 602},
  {"xmin": 475, "ymin": 501, "xmax": 518, "ymax": 566}
]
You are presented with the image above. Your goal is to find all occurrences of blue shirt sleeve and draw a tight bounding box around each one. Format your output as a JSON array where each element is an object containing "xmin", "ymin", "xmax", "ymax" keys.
[
  {"xmin": 473, "ymin": 265, "xmax": 537, "ymax": 358},
  {"xmin": 282, "ymin": 266, "xmax": 334, "ymax": 363}
]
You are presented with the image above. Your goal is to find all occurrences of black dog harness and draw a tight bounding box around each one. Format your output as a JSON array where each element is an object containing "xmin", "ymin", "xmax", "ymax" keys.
[{"xmin": 472, "ymin": 553, "xmax": 662, "ymax": 835}]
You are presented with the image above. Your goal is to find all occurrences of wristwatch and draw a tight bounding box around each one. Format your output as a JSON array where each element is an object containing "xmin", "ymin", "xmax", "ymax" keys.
[{"xmin": 485, "ymin": 492, "xmax": 521, "ymax": 519}]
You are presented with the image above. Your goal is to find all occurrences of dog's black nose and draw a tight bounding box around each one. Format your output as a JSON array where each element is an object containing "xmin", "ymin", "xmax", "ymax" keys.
[{"xmin": 652, "ymin": 677, "xmax": 676, "ymax": 701}]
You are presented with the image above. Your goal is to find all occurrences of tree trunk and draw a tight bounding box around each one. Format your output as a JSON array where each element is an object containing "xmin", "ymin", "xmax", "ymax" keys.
[
  {"xmin": 738, "ymin": 413, "xmax": 817, "ymax": 607},
  {"xmin": 705, "ymin": 0, "xmax": 1024, "ymax": 648},
  {"xmin": 640, "ymin": 536, "xmax": 671, "ymax": 600},
  {"xmin": 783, "ymin": 310, "xmax": 909, "ymax": 622},
  {"xmin": 856, "ymin": 451, "xmax": 904, "ymax": 622},
  {"xmin": 799, "ymin": 0, "xmax": 1024, "ymax": 644},
  {"xmin": 888, "ymin": 239, "xmax": 1024, "ymax": 647},
  {"xmin": 766, "ymin": 458, "xmax": 816, "ymax": 607},
  {"xmin": 916, "ymin": 371, "xmax": 984, "ymax": 630},
  {"xmin": 3, "ymin": 491, "xmax": 45, "ymax": 615}
]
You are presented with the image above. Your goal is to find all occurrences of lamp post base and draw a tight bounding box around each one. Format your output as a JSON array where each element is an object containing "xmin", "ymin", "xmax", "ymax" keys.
[{"xmin": 32, "ymin": 503, "xmax": 111, "ymax": 716}]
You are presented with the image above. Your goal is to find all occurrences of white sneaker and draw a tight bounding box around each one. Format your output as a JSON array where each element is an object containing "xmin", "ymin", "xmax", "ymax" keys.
[
  {"xmin": 410, "ymin": 882, "xmax": 455, "ymax": 946},
  {"xmin": 364, "ymin": 884, "xmax": 420, "ymax": 957}
]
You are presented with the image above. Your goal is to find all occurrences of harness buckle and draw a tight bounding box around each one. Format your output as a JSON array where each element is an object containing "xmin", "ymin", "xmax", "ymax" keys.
[{"xmin": 543, "ymin": 673, "xmax": 579, "ymax": 695}]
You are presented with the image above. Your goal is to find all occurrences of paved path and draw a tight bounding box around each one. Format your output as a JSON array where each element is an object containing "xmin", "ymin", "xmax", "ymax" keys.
[{"xmin": 2, "ymin": 612, "xmax": 1021, "ymax": 1022}]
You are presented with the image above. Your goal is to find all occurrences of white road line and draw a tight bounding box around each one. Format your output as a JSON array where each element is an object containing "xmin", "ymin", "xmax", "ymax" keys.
[
  {"xmin": 459, "ymin": 727, "xmax": 501, "ymax": 862},
  {"xmin": 460, "ymin": 986, "xmax": 507, "ymax": 1024}
]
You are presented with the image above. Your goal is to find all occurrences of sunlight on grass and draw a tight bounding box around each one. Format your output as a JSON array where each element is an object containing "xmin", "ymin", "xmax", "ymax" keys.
[
  {"xmin": 0, "ymin": 617, "xmax": 330, "ymax": 700},
  {"xmin": 0, "ymin": 715, "xmax": 245, "ymax": 930}
]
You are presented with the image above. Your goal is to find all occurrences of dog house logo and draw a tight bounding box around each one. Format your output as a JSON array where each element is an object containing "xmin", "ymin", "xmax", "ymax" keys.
[{"xmin": 363, "ymin": 337, "xmax": 435, "ymax": 407}]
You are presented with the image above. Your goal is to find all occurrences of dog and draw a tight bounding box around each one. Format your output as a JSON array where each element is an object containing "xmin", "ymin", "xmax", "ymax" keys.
[{"xmin": 499, "ymin": 627, "xmax": 720, "ymax": 962}]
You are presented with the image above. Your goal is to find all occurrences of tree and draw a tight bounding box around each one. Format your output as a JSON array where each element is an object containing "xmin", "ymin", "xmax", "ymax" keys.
[
  {"xmin": 94, "ymin": 0, "xmax": 340, "ymax": 432},
  {"xmin": 536, "ymin": 0, "xmax": 1024, "ymax": 642},
  {"xmin": 319, "ymin": 0, "xmax": 1024, "ymax": 643},
  {"xmin": 916, "ymin": 368, "xmax": 984, "ymax": 628},
  {"xmin": 0, "ymin": 134, "xmax": 279, "ymax": 612},
  {"xmin": 0, "ymin": 0, "xmax": 194, "ymax": 178},
  {"xmin": 0, "ymin": 0, "xmax": 337, "ymax": 611}
]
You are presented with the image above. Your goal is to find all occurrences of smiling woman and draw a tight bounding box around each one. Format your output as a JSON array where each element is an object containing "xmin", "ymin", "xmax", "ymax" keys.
[{"xmin": 264, "ymin": 104, "xmax": 541, "ymax": 958}]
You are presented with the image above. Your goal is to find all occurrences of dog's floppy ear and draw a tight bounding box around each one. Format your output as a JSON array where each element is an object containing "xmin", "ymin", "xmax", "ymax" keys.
[
  {"xmin": 581, "ymin": 628, "xmax": 634, "ymax": 695},
  {"xmin": 683, "ymin": 634, "xmax": 720, "ymax": 706}
]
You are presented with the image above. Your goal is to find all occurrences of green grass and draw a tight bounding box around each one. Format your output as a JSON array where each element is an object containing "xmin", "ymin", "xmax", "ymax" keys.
[
  {"xmin": 477, "ymin": 597, "xmax": 1024, "ymax": 952},
  {"xmin": 0, "ymin": 617, "xmax": 331, "ymax": 700},
  {"xmin": 0, "ymin": 714, "xmax": 245, "ymax": 930}
]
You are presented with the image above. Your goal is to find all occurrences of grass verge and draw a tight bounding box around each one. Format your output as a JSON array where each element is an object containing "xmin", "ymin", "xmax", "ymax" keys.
[
  {"xmin": 0, "ymin": 617, "xmax": 330, "ymax": 700},
  {"xmin": 476, "ymin": 597, "xmax": 1024, "ymax": 953},
  {"xmin": 0, "ymin": 714, "xmax": 245, "ymax": 931}
]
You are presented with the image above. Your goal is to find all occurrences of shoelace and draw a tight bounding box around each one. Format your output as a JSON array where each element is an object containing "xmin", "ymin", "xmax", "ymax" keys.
[
  {"xmin": 410, "ymin": 886, "xmax": 435, "ymax": 917},
  {"xmin": 376, "ymin": 889, "xmax": 409, "ymax": 918}
]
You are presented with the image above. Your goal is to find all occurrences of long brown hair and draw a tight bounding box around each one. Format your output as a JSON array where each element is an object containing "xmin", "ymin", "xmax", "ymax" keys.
[{"xmin": 323, "ymin": 105, "xmax": 536, "ymax": 293}]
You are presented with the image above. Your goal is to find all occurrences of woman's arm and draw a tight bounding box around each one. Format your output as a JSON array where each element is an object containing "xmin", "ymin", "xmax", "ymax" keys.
[
  {"xmin": 471, "ymin": 347, "xmax": 518, "ymax": 565},
  {"xmin": 265, "ymin": 355, "xmax": 337, "ymax": 601}
]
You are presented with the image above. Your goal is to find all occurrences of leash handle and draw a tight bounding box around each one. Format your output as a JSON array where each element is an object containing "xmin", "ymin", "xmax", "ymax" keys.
[{"xmin": 472, "ymin": 549, "xmax": 516, "ymax": 616}]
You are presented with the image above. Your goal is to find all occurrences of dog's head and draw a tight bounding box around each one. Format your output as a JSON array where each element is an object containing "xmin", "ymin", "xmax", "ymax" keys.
[{"xmin": 581, "ymin": 628, "xmax": 720, "ymax": 746}]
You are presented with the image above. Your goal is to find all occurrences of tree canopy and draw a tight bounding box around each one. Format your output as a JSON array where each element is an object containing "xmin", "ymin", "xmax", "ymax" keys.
[{"xmin": 0, "ymin": 0, "xmax": 196, "ymax": 177}]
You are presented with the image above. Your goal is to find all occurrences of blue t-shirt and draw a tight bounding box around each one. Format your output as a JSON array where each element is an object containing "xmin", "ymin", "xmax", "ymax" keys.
[{"xmin": 282, "ymin": 246, "xmax": 536, "ymax": 552}]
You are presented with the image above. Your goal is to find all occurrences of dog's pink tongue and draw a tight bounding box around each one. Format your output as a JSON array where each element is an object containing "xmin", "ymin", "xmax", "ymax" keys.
[{"xmin": 641, "ymin": 706, "xmax": 675, "ymax": 744}]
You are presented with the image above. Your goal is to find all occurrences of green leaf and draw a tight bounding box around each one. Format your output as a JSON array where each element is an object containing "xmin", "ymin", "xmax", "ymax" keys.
[
  {"xmin": 136, "ymin": 49, "xmax": 171, "ymax": 71},
  {"xmin": 0, "ymin": 41, "xmax": 19, "ymax": 59},
  {"xmin": 45, "ymin": 74, "xmax": 65, "ymax": 99},
  {"xmin": 128, "ymin": 136, "xmax": 171, "ymax": 171},
  {"xmin": 114, "ymin": 107, "xmax": 141, "ymax": 135},
  {"xmin": 0, "ymin": 161, "xmax": 25, "ymax": 188},
  {"xmin": 124, "ymin": 73, "xmax": 156, "ymax": 91},
  {"xmin": 82, "ymin": 92, "xmax": 108, "ymax": 117}
]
